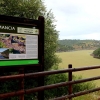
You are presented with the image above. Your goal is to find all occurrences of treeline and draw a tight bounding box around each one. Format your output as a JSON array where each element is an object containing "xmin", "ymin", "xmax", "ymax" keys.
[
  {"xmin": 57, "ymin": 39, "xmax": 100, "ymax": 52},
  {"xmin": 57, "ymin": 44, "xmax": 75, "ymax": 52}
]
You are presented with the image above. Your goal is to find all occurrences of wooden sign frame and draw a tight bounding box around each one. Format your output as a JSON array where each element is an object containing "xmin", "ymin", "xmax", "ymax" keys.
[{"xmin": 0, "ymin": 15, "xmax": 44, "ymax": 71}]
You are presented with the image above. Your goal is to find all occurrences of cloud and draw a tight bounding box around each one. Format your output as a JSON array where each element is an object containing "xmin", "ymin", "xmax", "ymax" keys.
[
  {"xmin": 59, "ymin": 32, "xmax": 100, "ymax": 40},
  {"xmin": 44, "ymin": 0, "xmax": 100, "ymax": 40}
]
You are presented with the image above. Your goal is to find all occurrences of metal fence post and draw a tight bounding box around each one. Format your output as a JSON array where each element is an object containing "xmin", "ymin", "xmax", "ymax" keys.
[
  {"xmin": 68, "ymin": 64, "xmax": 72, "ymax": 100},
  {"xmin": 19, "ymin": 68, "xmax": 24, "ymax": 100}
]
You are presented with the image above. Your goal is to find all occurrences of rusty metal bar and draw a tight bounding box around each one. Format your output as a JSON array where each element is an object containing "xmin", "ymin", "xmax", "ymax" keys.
[
  {"xmin": 25, "ymin": 75, "xmax": 100, "ymax": 92},
  {"xmin": 54, "ymin": 87, "xmax": 100, "ymax": 100},
  {"xmin": 1, "ymin": 65, "xmax": 100, "ymax": 99},
  {"xmin": 68, "ymin": 64, "xmax": 72, "ymax": 100},
  {"xmin": 1, "ymin": 65, "xmax": 100, "ymax": 81},
  {"xmin": 23, "ymin": 75, "xmax": 100, "ymax": 93},
  {"xmin": 1, "ymin": 75, "xmax": 100, "ymax": 99},
  {"xmin": 0, "ymin": 74, "xmax": 24, "ymax": 81},
  {"xmin": 0, "ymin": 90, "xmax": 25, "ymax": 99},
  {"xmin": 25, "ymin": 65, "xmax": 100, "ymax": 77}
]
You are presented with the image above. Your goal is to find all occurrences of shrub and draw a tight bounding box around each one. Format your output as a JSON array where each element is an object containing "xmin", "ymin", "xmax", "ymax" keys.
[
  {"xmin": 93, "ymin": 48, "xmax": 100, "ymax": 58},
  {"xmin": 44, "ymin": 67, "xmax": 95, "ymax": 100}
]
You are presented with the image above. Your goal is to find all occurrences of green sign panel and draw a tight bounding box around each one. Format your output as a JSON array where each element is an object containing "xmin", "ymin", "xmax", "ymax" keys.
[
  {"xmin": 0, "ymin": 60, "xmax": 39, "ymax": 66},
  {"xmin": 0, "ymin": 22, "xmax": 39, "ymax": 66}
]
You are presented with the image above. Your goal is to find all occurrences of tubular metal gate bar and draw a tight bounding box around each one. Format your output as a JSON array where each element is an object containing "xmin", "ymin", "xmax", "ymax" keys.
[{"xmin": 0, "ymin": 64, "xmax": 100, "ymax": 100}]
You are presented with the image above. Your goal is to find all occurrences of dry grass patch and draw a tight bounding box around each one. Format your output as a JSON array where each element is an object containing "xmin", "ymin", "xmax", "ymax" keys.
[{"xmin": 56, "ymin": 50, "xmax": 100, "ymax": 86}]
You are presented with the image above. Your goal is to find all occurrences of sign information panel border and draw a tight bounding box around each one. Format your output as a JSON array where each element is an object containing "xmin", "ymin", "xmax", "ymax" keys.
[{"xmin": 0, "ymin": 15, "xmax": 44, "ymax": 67}]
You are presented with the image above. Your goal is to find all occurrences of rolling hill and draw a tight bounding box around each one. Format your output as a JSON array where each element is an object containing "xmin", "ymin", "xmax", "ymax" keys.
[{"xmin": 57, "ymin": 39, "xmax": 100, "ymax": 52}]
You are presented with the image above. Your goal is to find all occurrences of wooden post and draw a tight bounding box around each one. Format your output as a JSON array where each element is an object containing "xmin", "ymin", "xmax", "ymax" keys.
[
  {"xmin": 68, "ymin": 64, "xmax": 72, "ymax": 100},
  {"xmin": 19, "ymin": 68, "xmax": 24, "ymax": 100},
  {"xmin": 37, "ymin": 16, "xmax": 44, "ymax": 100}
]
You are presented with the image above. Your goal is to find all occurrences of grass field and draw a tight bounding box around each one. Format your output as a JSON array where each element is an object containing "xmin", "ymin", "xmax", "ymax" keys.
[{"xmin": 56, "ymin": 50, "xmax": 100, "ymax": 86}]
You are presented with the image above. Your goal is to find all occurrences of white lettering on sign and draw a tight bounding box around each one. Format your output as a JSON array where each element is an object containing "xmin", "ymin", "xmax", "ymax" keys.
[{"xmin": 0, "ymin": 25, "xmax": 15, "ymax": 30}]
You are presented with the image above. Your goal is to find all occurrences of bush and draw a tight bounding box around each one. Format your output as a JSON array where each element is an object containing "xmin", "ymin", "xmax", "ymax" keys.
[
  {"xmin": 93, "ymin": 48, "xmax": 100, "ymax": 58},
  {"xmin": 44, "ymin": 67, "xmax": 95, "ymax": 100}
]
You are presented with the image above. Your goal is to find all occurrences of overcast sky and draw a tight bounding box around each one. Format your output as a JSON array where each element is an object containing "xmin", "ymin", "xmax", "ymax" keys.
[{"xmin": 44, "ymin": 0, "xmax": 100, "ymax": 40}]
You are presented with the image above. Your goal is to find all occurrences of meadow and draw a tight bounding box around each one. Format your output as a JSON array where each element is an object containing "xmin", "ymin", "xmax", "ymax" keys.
[{"xmin": 56, "ymin": 50, "xmax": 100, "ymax": 86}]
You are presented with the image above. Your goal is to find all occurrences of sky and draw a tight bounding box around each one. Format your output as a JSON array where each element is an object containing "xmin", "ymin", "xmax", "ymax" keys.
[
  {"xmin": 44, "ymin": 0, "xmax": 100, "ymax": 40},
  {"xmin": 0, "ymin": 48, "xmax": 8, "ymax": 52}
]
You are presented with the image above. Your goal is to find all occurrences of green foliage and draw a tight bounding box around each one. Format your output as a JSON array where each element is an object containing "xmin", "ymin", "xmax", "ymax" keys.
[
  {"xmin": 57, "ymin": 44, "xmax": 74, "ymax": 52},
  {"xmin": 0, "ymin": 0, "xmax": 46, "ymax": 19},
  {"xmin": 0, "ymin": 72, "xmax": 19, "ymax": 100},
  {"xmin": 73, "ymin": 93, "xmax": 95, "ymax": 100},
  {"xmin": 93, "ymin": 48, "xmax": 100, "ymax": 58},
  {"xmin": 44, "ymin": 73, "xmax": 68, "ymax": 99},
  {"xmin": 72, "ymin": 75, "xmax": 95, "ymax": 93},
  {"xmin": 73, "ymin": 91, "xmax": 100, "ymax": 100},
  {"xmin": 44, "ymin": 67, "xmax": 95, "ymax": 100},
  {"xmin": 58, "ymin": 39, "xmax": 100, "ymax": 46},
  {"xmin": 44, "ymin": 10, "xmax": 61, "ymax": 70},
  {"xmin": 0, "ymin": 0, "xmax": 61, "ymax": 99},
  {"xmin": 58, "ymin": 39, "xmax": 100, "ymax": 51}
]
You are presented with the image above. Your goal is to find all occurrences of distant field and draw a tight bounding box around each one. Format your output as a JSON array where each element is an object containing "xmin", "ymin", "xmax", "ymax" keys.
[{"xmin": 56, "ymin": 50, "xmax": 100, "ymax": 86}]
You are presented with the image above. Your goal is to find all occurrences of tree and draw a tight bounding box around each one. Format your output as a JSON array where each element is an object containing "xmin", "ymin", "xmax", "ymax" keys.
[
  {"xmin": 0, "ymin": 0, "xmax": 60, "ymax": 70},
  {"xmin": 44, "ymin": 10, "xmax": 61, "ymax": 70},
  {"xmin": 93, "ymin": 48, "xmax": 100, "ymax": 58},
  {"xmin": 0, "ymin": 0, "xmax": 61, "ymax": 99},
  {"xmin": 0, "ymin": 0, "xmax": 46, "ymax": 19}
]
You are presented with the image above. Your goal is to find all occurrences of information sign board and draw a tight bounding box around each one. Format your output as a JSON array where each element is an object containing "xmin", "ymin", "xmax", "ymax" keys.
[{"xmin": 0, "ymin": 15, "xmax": 43, "ymax": 66}]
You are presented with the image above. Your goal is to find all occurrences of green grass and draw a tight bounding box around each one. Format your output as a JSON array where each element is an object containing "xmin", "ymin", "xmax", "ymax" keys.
[
  {"xmin": 56, "ymin": 50, "xmax": 100, "ymax": 86},
  {"xmin": 73, "ymin": 93, "xmax": 98, "ymax": 100},
  {"xmin": 72, "ymin": 91, "xmax": 100, "ymax": 100}
]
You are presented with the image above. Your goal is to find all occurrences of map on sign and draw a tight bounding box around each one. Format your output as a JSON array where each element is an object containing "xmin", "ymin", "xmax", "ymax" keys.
[{"xmin": 0, "ymin": 26, "xmax": 39, "ymax": 60}]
